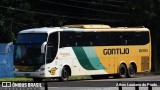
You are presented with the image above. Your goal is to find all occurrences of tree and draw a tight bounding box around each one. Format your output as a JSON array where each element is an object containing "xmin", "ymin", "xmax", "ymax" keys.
[
  {"xmin": 0, "ymin": 0, "xmax": 33, "ymax": 42},
  {"xmin": 1, "ymin": 0, "xmax": 160, "ymax": 72},
  {"xmin": 127, "ymin": 0, "xmax": 160, "ymax": 72}
]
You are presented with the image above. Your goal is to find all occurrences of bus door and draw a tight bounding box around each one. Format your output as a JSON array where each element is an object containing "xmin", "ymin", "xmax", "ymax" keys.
[
  {"xmin": 105, "ymin": 58, "xmax": 115, "ymax": 74},
  {"xmin": 46, "ymin": 32, "xmax": 59, "ymax": 64},
  {"xmin": 109, "ymin": 58, "xmax": 115, "ymax": 74}
]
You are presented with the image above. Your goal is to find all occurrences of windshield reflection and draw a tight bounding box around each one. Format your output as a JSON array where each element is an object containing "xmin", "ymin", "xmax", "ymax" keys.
[
  {"xmin": 14, "ymin": 33, "xmax": 47, "ymax": 66},
  {"xmin": 14, "ymin": 44, "xmax": 45, "ymax": 66}
]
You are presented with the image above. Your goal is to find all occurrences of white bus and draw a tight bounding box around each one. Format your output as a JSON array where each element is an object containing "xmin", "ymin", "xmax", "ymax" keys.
[{"xmin": 14, "ymin": 25, "xmax": 151, "ymax": 82}]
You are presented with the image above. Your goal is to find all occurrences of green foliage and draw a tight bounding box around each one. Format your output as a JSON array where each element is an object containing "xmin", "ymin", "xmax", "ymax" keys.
[
  {"xmin": 0, "ymin": 0, "xmax": 31, "ymax": 42},
  {"xmin": 0, "ymin": 0, "xmax": 64, "ymax": 42},
  {"xmin": 0, "ymin": 78, "xmax": 32, "ymax": 81},
  {"xmin": 0, "ymin": 0, "xmax": 160, "ymax": 42},
  {"xmin": 127, "ymin": 0, "xmax": 159, "ymax": 28}
]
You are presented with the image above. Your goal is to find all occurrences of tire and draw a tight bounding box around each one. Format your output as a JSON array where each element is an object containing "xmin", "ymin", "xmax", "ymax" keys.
[
  {"xmin": 127, "ymin": 64, "xmax": 136, "ymax": 78},
  {"xmin": 59, "ymin": 67, "xmax": 69, "ymax": 81},
  {"xmin": 118, "ymin": 64, "xmax": 127, "ymax": 78},
  {"xmin": 33, "ymin": 78, "xmax": 43, "ymax": 82}
]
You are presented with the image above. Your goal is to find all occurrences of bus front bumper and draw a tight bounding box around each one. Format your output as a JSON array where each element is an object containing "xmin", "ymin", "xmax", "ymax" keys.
[{"xmin": 14, "ymin": 71, "xmax": 46, "ymax": 78}]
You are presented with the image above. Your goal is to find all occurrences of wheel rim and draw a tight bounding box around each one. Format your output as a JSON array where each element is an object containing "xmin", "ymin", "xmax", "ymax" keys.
[
  {"xmin": 120, "ymin": 66, "xmax": 126, "ymax": 76},
  {"xmin": 129, "ymin": 65, "xmax": 135, "ymax": 75},
  {"xmin": 119, "ymin": 65, "xmax": 126, "ymax": 77},
  {"xmin": 62, "ymin": 68, "xmax": 68, "ymax": 78}
]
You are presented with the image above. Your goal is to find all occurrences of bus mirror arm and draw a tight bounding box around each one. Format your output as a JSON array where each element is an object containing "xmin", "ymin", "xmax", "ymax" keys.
[{"xmin": 41, "ymin": 41, "xmax": 47, "ymax": 53}]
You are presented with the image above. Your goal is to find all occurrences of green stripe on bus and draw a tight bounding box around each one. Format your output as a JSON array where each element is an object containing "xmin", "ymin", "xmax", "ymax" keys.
[
  {"xmin": 83, "ymin": 47, "xmax": 106, "ymax": 70},
  {"xmin": 72, "ymin": 47, "xmax": 96, "ymax": 70}
]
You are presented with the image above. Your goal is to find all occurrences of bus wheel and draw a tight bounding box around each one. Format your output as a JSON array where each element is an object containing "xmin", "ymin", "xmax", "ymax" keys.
[
  {"xmin": 59, "ymin": 67, "xmax": 69, "ymax": 81},
  {"xmin": 118, "ymin": 64, "xmax": 127, "ymax": 78},
  {"xmin": 127, "ymin": 64, "xmax": 136, "ymax": 78},
  {"xmin": 33, "ymin": 78, "xmax": 43, "ymax": 82}
]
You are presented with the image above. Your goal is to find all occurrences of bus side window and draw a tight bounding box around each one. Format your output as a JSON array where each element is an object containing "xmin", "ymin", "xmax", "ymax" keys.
[
  {"xmin": 67, "ymin": 32, "xmax": 76, "ymax": 46},
  {"xmin": 61, "ymin": 32, "xmax": 68, "ymax": 47},
  {"xmin": 60, "ymin": 32, "xmax": 76, "ymax": 47},
  {"xmin": 48, "ymin": 32, "xmax": 58, "ymax": 46},
  {"xmin": 96, "ymin": 32, "xmax": 110, "ymax": 46},
  {"xmin": 119, "ymin": 35, "xmax": 127, "ymax": 45},
  {"xmin": 123, "ymin": 32, "xmax": 135, "ymax": 45},
  {"xmin": 47, "ymin": 32, "xmax": 58, "ymax": 63},
  {"xmin": 76, "ymin": 32, "xmax": 83, "ymax": 46},
  {"xmin": 120, "ymin": 35, "xmax": 130, "ymax": 45},
  {"xmin": 134, "ymin": 32, "xmax": 149, "ymax": 45},
  {"xmin": 83, "ymin": 32, "xmax": 96, "ymax": 46},
  {"xmin": 111, "ymin": 32, "xmax": 123, "ymax": 45}
]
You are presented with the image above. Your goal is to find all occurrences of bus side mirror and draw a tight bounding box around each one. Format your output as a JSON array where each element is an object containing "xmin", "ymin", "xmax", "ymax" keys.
[
  {"xmin": 5, "ymin": 42, "xmax": 14, "ymax": 53},
  {"xmin": 41, "ymin": 41, "xmax": 47, "ymax": 53}
]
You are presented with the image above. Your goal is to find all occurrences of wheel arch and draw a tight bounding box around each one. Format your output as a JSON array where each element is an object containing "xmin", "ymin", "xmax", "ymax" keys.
[{"xmin": 62, "ymin": 65, "xmax": 71, "ymax": 76}]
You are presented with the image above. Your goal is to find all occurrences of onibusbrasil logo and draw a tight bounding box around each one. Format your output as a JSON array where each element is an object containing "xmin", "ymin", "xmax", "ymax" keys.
[{"xmin": 1, "ymin": 82, "xmax": 42, "ymax": 88}]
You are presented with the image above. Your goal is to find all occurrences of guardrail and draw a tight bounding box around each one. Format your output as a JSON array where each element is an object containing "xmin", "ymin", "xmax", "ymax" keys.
[
  {"xmin": 44, "ymin": 82, "xmax": 48, "ymax": 90},
  {"xmin": 118, "ymin": 81, "xmax": 153, "ymax": 90},
  {"xmin": 43, "ymin": 81, "xmax": 155, "ymax": 90},
  {"xmin": 118, "ymin": 85, "xmax": 152, "ymax": 90}
]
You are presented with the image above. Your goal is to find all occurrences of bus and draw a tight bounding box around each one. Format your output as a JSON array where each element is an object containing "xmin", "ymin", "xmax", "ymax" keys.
[{"xmin": 14, "ymin": 24, "xmax": 151, "ymax": 82}]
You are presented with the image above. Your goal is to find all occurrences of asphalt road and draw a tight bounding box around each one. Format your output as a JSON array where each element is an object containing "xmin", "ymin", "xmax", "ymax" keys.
[
  {"xmin": 43, "ymin": 74, "xmax": 160, "ymax": 87},
  {"xmin": 38, "ymin": 74, "xmax": 160, "ymax": 90},
  {"xmin": 1, "ymin": 74, "xmax": 160, "ymax": 90}
]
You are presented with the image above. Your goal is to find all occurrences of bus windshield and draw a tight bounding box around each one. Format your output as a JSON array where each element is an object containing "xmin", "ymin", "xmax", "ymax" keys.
[
  {"xmin": 14, "ymin": 33, "xmax": 47, "ymax": 66},
  {"xmin": 16, "ymin": 33, "xmax": 47, "ymax": 44}
]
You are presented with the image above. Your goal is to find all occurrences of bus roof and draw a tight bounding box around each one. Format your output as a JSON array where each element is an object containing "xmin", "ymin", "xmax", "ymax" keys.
[
  {"xmin": 63, "ymin": 24, "xmax": 149, "ymax": 31},
  {"xmin": 19, "ymin": 25, "xmax": 150, "ymax": 34},
  {"xmin": 19, "ymin": 27, "xmax": 63, "ymax": 34}
]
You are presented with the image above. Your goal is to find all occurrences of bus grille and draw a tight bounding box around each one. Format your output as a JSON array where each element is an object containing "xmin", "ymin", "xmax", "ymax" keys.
[{"xmin": 141, "ymin": 56, "xmax": 149, "ymax": 71}]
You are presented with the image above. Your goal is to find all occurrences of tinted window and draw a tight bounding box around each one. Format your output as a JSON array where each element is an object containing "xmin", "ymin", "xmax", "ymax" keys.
[
  {"xmin": 47, "ymin": 32, "xmax": 59, "ymax": 63},
  {"xmin": 111, "ymin": 31, "xmax": 149, "ymax": 45},
  {"xmin": 96, "ymin": 32, "xmax": 111, "ymax": 46},
  {"xmin": 16, "ymin": 33, "xmax": 47, "ymax": 44},
  {"xmin": 60, "ymin": 31, "xmax": 111, "ymax": 47},
  {"xmin": 48, "ymin": 32, "xmax": 58, "ymax": 45},
  {"xmin": 122, "ymin": 32, "xmax": 135, "ymax": 45},
  {"xmin": 75, "ymin": 32, "xmax": 83, "ymax": 46},
  {"xmin": 134, "ymin": 32, "xmax": 149, "ymax": 45},
  {"xmin": 83, "ymin": 32, "xmax": 110, "ymax": 46},
  {"xmin": 82, "ymin": 32, "xmax": 95, "ymax": 46},
  {"xmin": 60, "ymin": 32, "xmax": 76, "ymax": 47},
  {"xmin": 60, "ymin": 31, "xmax": 149, "ymax": 47},
  {"xmin": 111, "ymin": 32, "xmax": 125, "ymax": 45}
]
